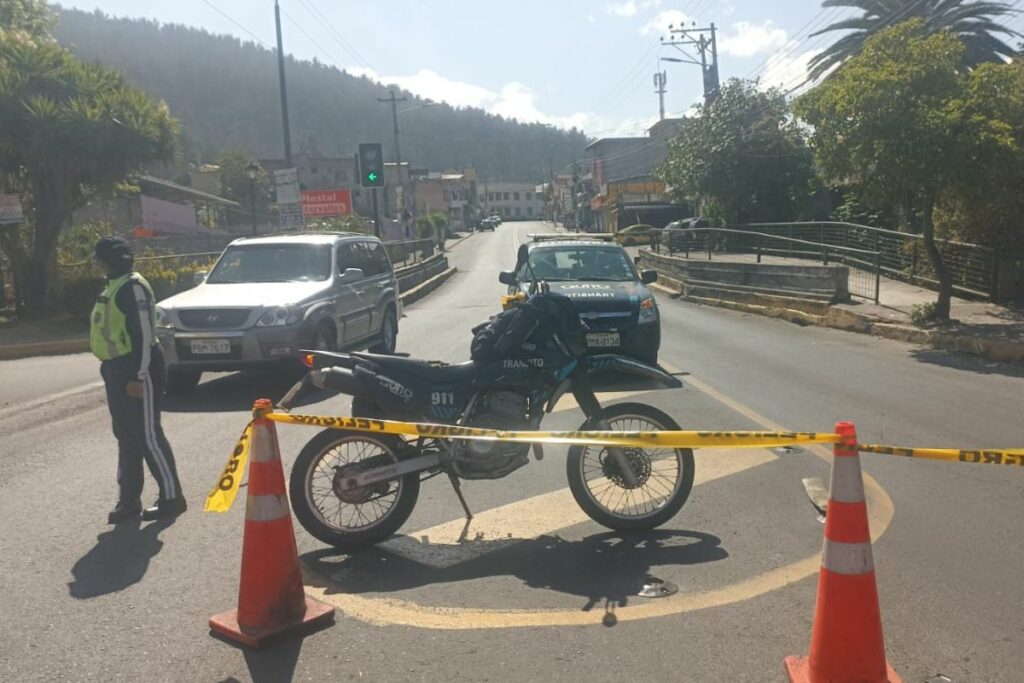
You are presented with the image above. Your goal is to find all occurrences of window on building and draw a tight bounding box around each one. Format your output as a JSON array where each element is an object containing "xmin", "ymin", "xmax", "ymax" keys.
[
  {"xmin": 526, "ymin": 192, "xmax": 532, "ymax": 201},
  {"xmin": 443, "ymin": 190, "xmax": 450, "ymax": 202},
  {"xmin": 527, "ymin": 207, "xmax": 534, "ymax": 216},
  {"xmin": 503, "ymin": 192, "xmax": 510, "ymax": 201},
  {"xmin": 513, "ymin": 192, "xmax": 520, "ymax": 201},
  {"xmin": 514, "ymin": 207, "xmax": 521, "ymax": 217},
  {"xmin": 489, "ymin": 192, "xmax": 495, "ymax": 201}
]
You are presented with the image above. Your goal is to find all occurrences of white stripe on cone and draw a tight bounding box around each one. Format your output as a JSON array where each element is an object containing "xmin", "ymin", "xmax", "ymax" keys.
[
  {"xmin": 821, "ymin": 539, "xmax": 875, "ymax": 575},
  {"xmin": 246, "ymin": 494, "xmax": 290, "ymax": 522}
]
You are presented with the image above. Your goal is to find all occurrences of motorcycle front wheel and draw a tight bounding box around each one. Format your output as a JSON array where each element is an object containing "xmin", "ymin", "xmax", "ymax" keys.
[
  {"xmin": 566, "ymin": 402, "xmax": 695, "ymax": 531},
  {"xmin": 289, "ymin": 428, "xmax": 420, "ymax": 549}
]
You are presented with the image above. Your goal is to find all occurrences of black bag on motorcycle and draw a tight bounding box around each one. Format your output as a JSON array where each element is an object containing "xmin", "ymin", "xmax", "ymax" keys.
[{"xmin": 470, "ymin": 292, "xmax": 587, "ymax": 362}]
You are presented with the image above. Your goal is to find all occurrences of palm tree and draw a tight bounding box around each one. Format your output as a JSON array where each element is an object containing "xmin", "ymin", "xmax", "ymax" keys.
[{"xmin": 808, "ymin": 0, "xmax": 1021, "ymax": 80}]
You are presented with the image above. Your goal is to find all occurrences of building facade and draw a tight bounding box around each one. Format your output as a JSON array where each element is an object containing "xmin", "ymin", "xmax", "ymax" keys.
[{"xmin": 479, "ymin": 182, "xmax": 544, "ymax": 220}]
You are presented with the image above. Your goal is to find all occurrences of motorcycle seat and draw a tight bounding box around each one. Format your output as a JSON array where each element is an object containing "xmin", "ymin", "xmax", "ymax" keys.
[{"xmin": 353, "ymin": 353, "xmax": 478, "ymax": 383}]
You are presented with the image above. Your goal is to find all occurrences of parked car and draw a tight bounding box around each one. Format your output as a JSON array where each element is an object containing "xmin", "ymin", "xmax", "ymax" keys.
[
  {"xmin": 661, "ymin": 217, "xmax": 706, "ymax": 251},
  {"xmin": 479, "ymin": 218, "xmax": 496, "ymax": 232},
  {"xmin": 614, "ymin": 224, "xmax": 655, "ymax": 247},
  {"xmin": 489, "ymin": 214, "xmax": 502, "ymax": 225},
  {"xmin": 155, "ymin": 233, "xmax": 400, "ymax": 393},
  {"xmin": 499, "ymin": 236, "xmax": 661, "ymax": 365}
]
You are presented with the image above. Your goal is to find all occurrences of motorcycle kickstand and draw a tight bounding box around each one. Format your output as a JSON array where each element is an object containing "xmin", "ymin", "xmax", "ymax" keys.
[{"xmin": 446, "ymin": 472, "xmax": 474, "ymax": 543}]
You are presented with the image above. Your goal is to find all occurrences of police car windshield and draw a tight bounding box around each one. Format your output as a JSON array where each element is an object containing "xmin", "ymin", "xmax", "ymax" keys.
[
  {"xmin": 526, "ymin": 246, "xmax": 636, "ymax": 282},
  {"xmin": 207, "ymin": 244, "xmax": 332, "ymax": 283}
]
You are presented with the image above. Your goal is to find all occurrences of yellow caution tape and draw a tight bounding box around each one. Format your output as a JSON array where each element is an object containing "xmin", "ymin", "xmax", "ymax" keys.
[
  {"xmin": 265, "ymin": 412, "xmax": 842, "ymax": 449},
  {"xmin": 204, "ymin": 422, "xmax": 254, "ymax": 513},
  {"xmin": 857, "ymin": 444, "xmax": 1024, "ymax": 467}
]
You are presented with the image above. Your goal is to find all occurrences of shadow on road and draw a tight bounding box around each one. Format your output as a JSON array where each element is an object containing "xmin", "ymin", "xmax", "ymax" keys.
[
  {"xmin": 910, "ymin": 348, "xmax": 1024, "ymax": 378},
  {"xmin": 304, "ymin": 529, "xmax": 727, "ymax": 618},
  {"xmin": 212, "ymin": 637, "xmax": 304, "ymax": 683},
  {"xmin": 162, "ymin": 370, "xmax": 332, "ymax": 414},
  {"xmin": 67, "ymin": 517, "xmax": 175, "ymax": 599}
]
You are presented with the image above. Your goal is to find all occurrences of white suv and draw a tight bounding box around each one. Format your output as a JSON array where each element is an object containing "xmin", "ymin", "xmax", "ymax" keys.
[{"xmin": 155, "ymin": 232, "xmax": 400, "ymax": 392}]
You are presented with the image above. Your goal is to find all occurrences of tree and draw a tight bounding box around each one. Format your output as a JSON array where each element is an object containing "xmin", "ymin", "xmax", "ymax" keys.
[
  {"xmin": 0, "ymin": 28, "xmax": 178, "ymax": 313},
  {"xmin": 937, "ymin": 60, "xmax": 1024, "ymax": 251},
  {"xmin": 0, "ymin": 0, "xmax": 53, "ymax": 39},
  {"xmin": 809, "ymin": 0, "xmax": 1021, "ymax": 80},
  {"xmin": 658, "ymin": 78, "xmax": 819, "ymax": 225},
  {"xmin": 796, "ymin": 22, "xmax": 1016, "ymax": 320},
  {"xmin": 215, "ymin": 151, "xmax": 272, "ymax": 228}
]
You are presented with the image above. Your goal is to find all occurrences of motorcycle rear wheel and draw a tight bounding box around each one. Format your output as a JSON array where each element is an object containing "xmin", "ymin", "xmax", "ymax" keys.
[
  {"xmin": 289, "ymin": 428, "xmax": 420, "ymax": 549},
  {"xmin": 566, "ymin": 402, "xmax": 695, "ymax": 531}
]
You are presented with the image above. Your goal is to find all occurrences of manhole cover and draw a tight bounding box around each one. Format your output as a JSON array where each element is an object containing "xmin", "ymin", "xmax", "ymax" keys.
[{"xmin": 638, "ymin": 577, "xmax": 678, "ymax": 598}]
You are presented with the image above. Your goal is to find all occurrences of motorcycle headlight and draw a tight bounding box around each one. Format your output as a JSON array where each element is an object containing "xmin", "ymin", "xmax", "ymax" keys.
[
  {"xmin": 638, "ymin": 297, "xmax": 658, "ymax": 323},
  {"xmin": 155, "ymin": 306, "xmax": 175, "ymax": 329},
  {"xmin": 257, "ymin": 305, "xmax": 301, "ymax": 327}
]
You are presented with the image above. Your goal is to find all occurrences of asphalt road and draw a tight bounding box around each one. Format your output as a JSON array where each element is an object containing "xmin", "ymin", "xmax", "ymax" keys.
[{"xmin": 1, "ymin": 221, "xmax": 1022, "ymax": 682}]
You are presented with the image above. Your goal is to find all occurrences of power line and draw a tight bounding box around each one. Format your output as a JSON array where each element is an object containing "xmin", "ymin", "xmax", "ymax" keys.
[
  {"xmin": 280, "ymin": 7, "xmax": 343, "ymax": 67},
  {"xmin": 200, "ymin": 0, "xmax": 269, "ymax": 47},
  {"xmin": 295, "ymin": 0, "xmax": 374, "ymax": 71}
]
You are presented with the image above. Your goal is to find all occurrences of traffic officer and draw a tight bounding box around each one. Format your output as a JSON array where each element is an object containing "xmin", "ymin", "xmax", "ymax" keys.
[{"xmin": 91, "ymin": 236, "xmax": 186, "ymax": 524}]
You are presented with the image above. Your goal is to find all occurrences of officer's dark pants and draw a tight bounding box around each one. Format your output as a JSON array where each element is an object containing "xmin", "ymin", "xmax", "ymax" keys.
[{"xmin": 101, "ymin": 345, "xmax": 183, "ymax": 504}]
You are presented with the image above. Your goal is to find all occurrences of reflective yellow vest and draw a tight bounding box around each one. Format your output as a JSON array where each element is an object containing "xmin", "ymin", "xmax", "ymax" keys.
[{"xmin": 90, "ymin": 273, "xmax": 156, "ymax": 361}]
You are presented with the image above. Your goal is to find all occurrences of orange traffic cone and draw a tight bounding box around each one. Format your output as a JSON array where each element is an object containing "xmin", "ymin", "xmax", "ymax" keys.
[
  {"xmin": 785, "ymin": 422, "xmax": 901, "ymax": 683},
  {"xmin": 209, "ymin": 399, "xmax": 334, "ymax": 648}
]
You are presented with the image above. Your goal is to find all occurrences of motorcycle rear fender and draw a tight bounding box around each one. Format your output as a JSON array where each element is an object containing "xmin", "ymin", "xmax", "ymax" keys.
[{"xmin": 586, "ymin": 354, "xmax": 683, "ymax": 389}]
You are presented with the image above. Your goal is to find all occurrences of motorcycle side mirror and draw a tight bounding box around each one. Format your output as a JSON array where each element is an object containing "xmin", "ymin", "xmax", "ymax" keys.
[
  {"xmin": 640, "ymin": 269, "xmax": 658, "ymax": 284},
  {"xmin": 515, "ymin": 243, "xmax": 529, "ymax": 270},
  {"xmin": 498, "ymin": 270, "xmax": 517, "ymax": 286}
]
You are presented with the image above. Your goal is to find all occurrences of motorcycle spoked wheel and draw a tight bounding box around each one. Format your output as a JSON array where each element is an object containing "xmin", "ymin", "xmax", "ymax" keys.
[
  {"xmin": 289, "ymin": 428, "xmax": 420, "ymax": 549},
  {"xmin": 566, "ymin": 402, "xmax": 695, "ymax": 531}
]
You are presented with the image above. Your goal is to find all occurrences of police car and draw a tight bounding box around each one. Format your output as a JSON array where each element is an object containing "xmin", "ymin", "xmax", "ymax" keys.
[{"xmin": 499, "ymin": 235, "xmax": 661, "ymax": 365}]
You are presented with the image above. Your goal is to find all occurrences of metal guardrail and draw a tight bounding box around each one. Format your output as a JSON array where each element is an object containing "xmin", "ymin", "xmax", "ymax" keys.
[
  {"xmin": 731, "ymin": 222, "xmax": 1000, "ymax": 301},
  {"xmin": 383, "ymin": 238, "xmax": 434, "ymax": 267},
  {"xmin": 652, "ymin": 227, "xmax": 882, "ymax": 303}
]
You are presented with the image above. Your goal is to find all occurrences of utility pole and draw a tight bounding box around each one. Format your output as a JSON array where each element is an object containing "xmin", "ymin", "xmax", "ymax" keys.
[
  {"xmin": 274, "ymin": 0, "xmax": 293, "ymax": 165},
  {"xmin": 660, "ymin": 22, "xmax": 720, "ymax": 105},
  {"xmin": 378, "ymin": 90, "xmax": 409, "ymax": 214},
  {"xmin": 571, "ymin": 160, "xmax": 580, "ymax": 232},
  {"xmin": 653, "ymin": 70, "xmax": 667, "ymax": 121}
]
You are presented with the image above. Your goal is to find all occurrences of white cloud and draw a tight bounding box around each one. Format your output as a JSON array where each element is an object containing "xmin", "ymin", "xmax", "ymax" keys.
[
  {"xmin": 639, "ymin": 10, "xmax": 692, "ymax": 36},
  {"xmin": 719, "ymin": 21, "xmax": 789, "ymax": 58},
  {"xmin": 607, "ymin": 1, "xmax": 638, "ymax": 18},
  {"xmin": 347, "ymin": 67, "xmax": 602, "ymax": 132},
  {"xmin": 760, "ymin": 46, "xmax": 824, "ymax": 91},
  {"xmin": 587, "ymin": 14, "xmax": 596, "ymax": 23}
]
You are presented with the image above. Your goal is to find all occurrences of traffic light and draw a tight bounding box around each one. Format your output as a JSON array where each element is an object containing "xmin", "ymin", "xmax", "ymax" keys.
[{"xmin": 358, "ymin": 143, "xmax": 384, "ymax": 188}]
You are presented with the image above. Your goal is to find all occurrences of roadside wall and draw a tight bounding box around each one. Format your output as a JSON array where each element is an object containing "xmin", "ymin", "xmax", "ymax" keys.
[{"xmin": 640, "ymin": 249, "xmax": 850, "ymax": 303}]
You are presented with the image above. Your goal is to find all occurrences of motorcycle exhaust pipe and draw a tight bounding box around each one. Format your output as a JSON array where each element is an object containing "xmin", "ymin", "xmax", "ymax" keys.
[{"xmin": 309, "ymin": 367, "xmax": 366, "ymax": 396}]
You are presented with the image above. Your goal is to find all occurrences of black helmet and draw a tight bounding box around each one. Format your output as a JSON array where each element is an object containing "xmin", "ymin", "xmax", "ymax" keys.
[{"xmin": 93, "ymin": 235, "xmax": 133, "ymax": 267}]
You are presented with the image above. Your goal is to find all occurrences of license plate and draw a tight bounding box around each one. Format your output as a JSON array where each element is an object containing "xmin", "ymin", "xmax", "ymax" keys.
[
  {"xmin": 190, "ymin": 339, "xmax": 231, "ymax": 355},
  {"xmin": 586, "ymin": 332, "xmax": 620, "ymax": 348}
]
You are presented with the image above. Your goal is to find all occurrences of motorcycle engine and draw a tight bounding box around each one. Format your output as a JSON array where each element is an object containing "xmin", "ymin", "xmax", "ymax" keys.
[{"xmin": 452, "ymin": 390, "xmax": 533, "ymax": 479}]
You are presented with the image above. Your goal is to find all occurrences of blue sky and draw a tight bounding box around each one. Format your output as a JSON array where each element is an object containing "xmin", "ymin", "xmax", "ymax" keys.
[{"xmin": 52, "ymin": 1, "xmax": 1024, "ymax": 135}]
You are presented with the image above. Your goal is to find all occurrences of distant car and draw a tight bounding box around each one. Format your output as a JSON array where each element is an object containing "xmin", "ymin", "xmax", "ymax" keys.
[
  {"xmin": 614, "ymin": 224, "xmax": 655, "ymax": 247},
  {"xmin": 479, "ymin": 218, "xmax": 496, "ymax": 231},
  {"xmin": 661, "ymin": 217, "xmax": 706, "ymax": 251},
  {"xmin": 499, "ymin": 237, "xmax": 661, "ymax": 365},
  {"xmin": 155, "ymin": 232, "xmax": 400, "ymax": 393},
  {"xmin": 489, "ymin": 214, "xmax": 502, "ymax": 225}
]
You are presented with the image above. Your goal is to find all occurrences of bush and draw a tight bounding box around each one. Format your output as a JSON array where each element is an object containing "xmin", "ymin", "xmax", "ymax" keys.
[
  {"xmin": 910, "ymin": 301, "xmax": 938, "ymax": 326},
  {"xmin": 56, "ymin": 258, "xmax": 213, "ymax": 316}
]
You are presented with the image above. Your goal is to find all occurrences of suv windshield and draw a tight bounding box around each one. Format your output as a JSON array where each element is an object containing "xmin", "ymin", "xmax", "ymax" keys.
[
  {"xmin": 207, "ymin": 244, "xmax": 332, "ymax": 284},
  {"xmin": 525, "ymin": 246, "xmax": 636, "ymax": 282}
]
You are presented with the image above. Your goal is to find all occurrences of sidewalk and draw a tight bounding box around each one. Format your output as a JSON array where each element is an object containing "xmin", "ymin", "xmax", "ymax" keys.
[{"xmin": 643, "ymin": 249, "xmax": 1024, "ymax": 364}]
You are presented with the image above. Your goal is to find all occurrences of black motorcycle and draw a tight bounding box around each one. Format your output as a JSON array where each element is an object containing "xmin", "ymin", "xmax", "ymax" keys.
[{"xmin": 279, "ymin": 276, "xmax": 694, "ymax": 550}]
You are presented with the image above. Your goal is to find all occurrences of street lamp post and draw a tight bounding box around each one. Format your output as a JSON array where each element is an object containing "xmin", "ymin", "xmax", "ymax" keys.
[{"xmin": 246, "ymin": 162, "xmax": 260, "ymax": 236}]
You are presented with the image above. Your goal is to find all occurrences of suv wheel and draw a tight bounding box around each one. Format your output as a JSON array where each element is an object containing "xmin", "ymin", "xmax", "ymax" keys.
[
  {"xmin": 166, "ymin": 367, "xmax": 202, "ymax": 394},
  {"xmin": 369, "ymin": 306, "xmax": 398, "ymax": 354}
]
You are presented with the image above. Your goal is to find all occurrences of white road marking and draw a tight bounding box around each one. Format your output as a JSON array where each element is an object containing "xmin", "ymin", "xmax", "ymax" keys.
[{"xmin": 379, "ymin": 448, "xmax": 776, "ymax": 568}]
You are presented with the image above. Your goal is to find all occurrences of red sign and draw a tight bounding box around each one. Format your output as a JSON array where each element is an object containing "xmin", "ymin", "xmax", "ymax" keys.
[{"xmin": 301, "ymin": 189, "xmax": 352, "ymax": 217}]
